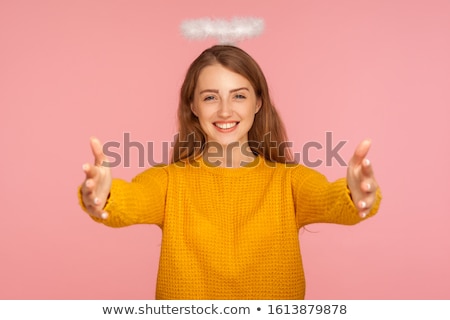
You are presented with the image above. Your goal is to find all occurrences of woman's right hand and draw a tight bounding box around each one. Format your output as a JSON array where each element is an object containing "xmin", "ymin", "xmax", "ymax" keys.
[{"xmin": 81, "ymin": 137, "xmax": 112, "ymax": 220}]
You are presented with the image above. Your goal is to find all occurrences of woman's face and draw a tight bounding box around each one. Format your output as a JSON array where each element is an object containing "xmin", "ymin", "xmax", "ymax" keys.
[{"xmin": 191, "ymin": 64, "xmax": 261, "ymax": 149}]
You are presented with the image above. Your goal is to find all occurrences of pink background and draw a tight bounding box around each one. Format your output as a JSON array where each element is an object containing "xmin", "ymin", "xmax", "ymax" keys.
[{"xmin": 1, "ymin": 0, "xmax": 449, "ymax": 299}]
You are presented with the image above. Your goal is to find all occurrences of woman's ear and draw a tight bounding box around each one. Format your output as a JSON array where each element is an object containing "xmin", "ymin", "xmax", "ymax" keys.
[
  {"xmin": 255, "ymin": 98, "xmax": 262, "ymax": 114},
  {"xmin": 190, "ymin": 103, "xmax": 198, "ymax": 117}
]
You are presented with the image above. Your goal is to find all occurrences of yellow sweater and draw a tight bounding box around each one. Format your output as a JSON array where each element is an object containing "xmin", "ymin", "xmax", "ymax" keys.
[{"xmin": 80, "ymin": 156, "xmax": 381, "ymax": 299}]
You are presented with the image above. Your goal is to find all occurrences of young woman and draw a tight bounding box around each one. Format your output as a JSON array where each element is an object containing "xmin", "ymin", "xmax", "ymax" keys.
[{"xmin": 79, "ymin": 45, "xmax": 382, "ymax": 299}]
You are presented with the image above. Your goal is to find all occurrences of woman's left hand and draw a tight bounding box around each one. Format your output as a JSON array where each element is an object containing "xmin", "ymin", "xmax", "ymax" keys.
[{"xmin": 346, "ymin": 139, "xmax": 380, "ymax": 218}]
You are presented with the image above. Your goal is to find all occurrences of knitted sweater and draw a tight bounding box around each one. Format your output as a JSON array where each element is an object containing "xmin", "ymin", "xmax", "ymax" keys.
[{"xmin": 80, "ymin": 156, "xmax": 381, "ymax": 300}]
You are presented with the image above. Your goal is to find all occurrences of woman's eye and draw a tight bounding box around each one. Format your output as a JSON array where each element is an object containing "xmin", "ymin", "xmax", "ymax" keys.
[
  {"xmin": 203, "ymin": 96, "xmax": 215, "ymax": 101},
  {"xmin": 235, "ymin": 94, "xmax": 246, "ymax": 99}
]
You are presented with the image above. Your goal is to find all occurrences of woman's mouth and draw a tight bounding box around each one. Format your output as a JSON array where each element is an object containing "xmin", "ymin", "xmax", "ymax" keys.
[{"xmin": 214, "ymin": 122, "xmax": 239, "ymax": 130}]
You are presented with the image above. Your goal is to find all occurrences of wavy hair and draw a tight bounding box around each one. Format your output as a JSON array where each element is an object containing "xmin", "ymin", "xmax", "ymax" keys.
[{"xmin": 171, "ymin": 45, "xmax": 293, "ymax": 164}]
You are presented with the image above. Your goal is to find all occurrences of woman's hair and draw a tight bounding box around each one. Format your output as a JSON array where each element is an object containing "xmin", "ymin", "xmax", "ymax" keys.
[{"xmin": 171, "ymin": 45, "xmax": 293, "ymax": 164}]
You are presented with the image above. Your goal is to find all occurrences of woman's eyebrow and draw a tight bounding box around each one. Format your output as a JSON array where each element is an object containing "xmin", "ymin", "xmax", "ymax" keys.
[
  {"xmin": 199, "ymin": 89, "xmax": 219, "ymax": 94},
  {"xmin": 229, "ymin": 87, "xmax": 249, "ymax": 93},
  {"xmin": 199, "ymin": 87, "xmax": 249, "ymax": 94}
]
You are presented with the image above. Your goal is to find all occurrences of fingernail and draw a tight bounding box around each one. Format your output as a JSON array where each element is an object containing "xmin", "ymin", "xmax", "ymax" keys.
[
  {"xmin": 364, "ymin": 159, "xmax": 371, "ymax": 166},
  {"xmin": 367, "ymin": 183, "xmax": 371, "ymax": 191},
  {"xmin": 101, "ymin": 212, "xmax": 108, "ymax": 220},
  {"xmin": 94, "ymin": 197, "xmax": 100, "ymax": 205},
  {"xmin": 82, "ymin": 164, "xmax": 89, "ymax": 171},
  {"xmin": 360, "ymin": 212, "xmax": 367, "ymax": 218},
  {"xmin": 85, "ymin": 180, "xmax": 92, "ymax": 187},
  {"xmin": 359, "ymin": 201, "xmax": 367, "ymax": 209}
]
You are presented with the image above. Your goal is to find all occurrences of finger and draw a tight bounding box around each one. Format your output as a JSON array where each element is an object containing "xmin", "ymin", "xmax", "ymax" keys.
[
  {"xmin": 81, "ymin": 175, "xmax": 105, "ymax": 204},
  {"xmin": 349, "ymin": 139, "xmax": 371, "ymax": 166},
  {"xmin": 85, "ymin": 203, "xmax": 108, "ymax": 220},
  {"xmin": 81, "ymin": 178, "xmax": 96, "ymax": 202},
  {"xmin": 90, "ymin": 137, "xmax": 106, "ymax": 166},
  {"xmin": 357, "ymin": 201, "xmax": 370, "ymax": 218},
  {"xmin": 83, "ymin": 182, "xmax": 107, "ymax": 208},
  {"xmin": 361, "ymin": 157, "xmax": 375, "ymax": 179},
  {"xmin": 82, "ymin": 163, "xmax": 98, "ymax": 180},
  {"xmin": 81, "ymin": 184, "xmax": 108, "ymax": 220},
  {"xmin": 359, "ymin": 209, "xmax": 369, "ymax": 219},
  {"xmin": 88, "ymin": 205, "xmax": 108, "ymax": 220},
  {"xmin": 358, "ymin": 197, "xmax": 374, "ymax": 211},
  {"xmin": 357, "ymin": 192, "xmax": 377, "ymax": 218},
  {"xmin": 360, "ymin": 178, "xmax": 377, "ymax": 193}
]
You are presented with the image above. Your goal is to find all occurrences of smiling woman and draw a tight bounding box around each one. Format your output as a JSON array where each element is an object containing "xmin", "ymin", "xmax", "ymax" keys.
[
  {"xmin": 78, "ymin": 45, "xmax": 382, "ymax": 299},
  {"xmin": 173, "ymin": 45, "xmax": 292, "ymax": 165},
  {"xmin": 190, "ymin": 64, "xmax": 262, "ymax": 166}
]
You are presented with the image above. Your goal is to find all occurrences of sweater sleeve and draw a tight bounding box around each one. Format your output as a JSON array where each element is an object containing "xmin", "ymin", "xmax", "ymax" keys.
[
  {"xmin": 78, "ymin": 165, "xmax": 168, "ymax": 228},
  {"xmin": 292, "ymin": 165, "xmax": 382, "ymax": 228}
]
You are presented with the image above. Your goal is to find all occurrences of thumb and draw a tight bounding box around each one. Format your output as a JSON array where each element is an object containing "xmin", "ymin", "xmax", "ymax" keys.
[
  {"xmin": 90, "ymin": 137, "xmax": 107, "ymax": 166},
  {"xmin": 349, "ymin": 139, "xmax": 371, "ymax": 167}
]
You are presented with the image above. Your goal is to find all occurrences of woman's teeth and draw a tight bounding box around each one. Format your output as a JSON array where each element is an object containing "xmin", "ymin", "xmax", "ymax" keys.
[{"xmin": 215, "ymin": 122, "xmax": 238, "ymax": 129}]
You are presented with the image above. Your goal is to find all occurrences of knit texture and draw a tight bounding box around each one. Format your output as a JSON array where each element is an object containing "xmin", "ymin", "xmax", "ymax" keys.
[{"xmin": 79, "ymin": 156, "xmax": 382, "ymax": 299}]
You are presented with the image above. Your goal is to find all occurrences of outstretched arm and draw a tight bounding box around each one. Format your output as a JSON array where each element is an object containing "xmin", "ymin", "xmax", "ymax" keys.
[{"xmin": 79, "ymin": 136, "xmax": 167, "ymax": 227}]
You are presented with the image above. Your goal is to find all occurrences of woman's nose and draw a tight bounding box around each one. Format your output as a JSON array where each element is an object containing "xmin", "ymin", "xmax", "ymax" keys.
[{"xmin": 217, "ymin": 100, "xmax": 232, "ymax": 117}]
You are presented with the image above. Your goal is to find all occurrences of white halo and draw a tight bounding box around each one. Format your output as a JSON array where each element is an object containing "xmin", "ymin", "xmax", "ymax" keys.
[{"xmin": 180, "ymin": 17, "xmax": 265, "ymax": 44}]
